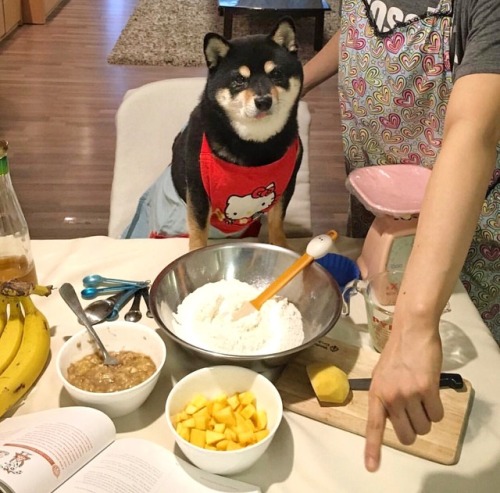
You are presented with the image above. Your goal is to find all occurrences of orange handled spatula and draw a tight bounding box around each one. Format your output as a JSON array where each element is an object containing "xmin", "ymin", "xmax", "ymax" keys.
[{"xmin": 232, "ymin": 230, "xmax": 338, "ymax": 321}]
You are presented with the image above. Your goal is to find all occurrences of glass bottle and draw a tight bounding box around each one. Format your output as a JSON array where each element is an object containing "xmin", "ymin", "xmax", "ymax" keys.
[{"xmin": 0, "ymin": 140, "xmax": 38, "ymax": 284}]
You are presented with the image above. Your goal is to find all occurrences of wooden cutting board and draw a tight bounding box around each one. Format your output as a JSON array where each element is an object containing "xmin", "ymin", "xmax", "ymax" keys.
[{"xmin": 275, "ymin": 337, "xmax": 474, "ymax": 465}]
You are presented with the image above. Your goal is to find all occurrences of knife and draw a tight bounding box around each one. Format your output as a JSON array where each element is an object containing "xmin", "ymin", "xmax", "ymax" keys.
[{"xmin": 348, "ymin": 372, "xmax": 465, "ymax": 391}]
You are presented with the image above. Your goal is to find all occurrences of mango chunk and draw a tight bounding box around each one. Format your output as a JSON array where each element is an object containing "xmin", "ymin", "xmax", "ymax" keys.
[
  {"xmin": 252, "ymin": 410, "xmax": 267, "ymax": 430},
  {"xmin": 206, "ymin": 430, "xmax": 226, "ymax": 445},
  {"xmin": 238, "ymin": 391, "xmax": 256, "ymax": 405},
  {"xmin": 194, "ymin": 415, "xmax": 208, "ymax": 430},
  {"xmin": 213, "ymin": 405, "xmax": 237, "ymax": 427},
  {"xmin": 193, "ymin": 393, "xmax": 208, "ymax": 406},
  {"xmin": 189, "ymin": 428, "xmax": 206, "ymax": 448},
  {"xmin": 227, "ymin": 394, "xmax": 240, "ymax": 410},
  {"xmin": 240, "ymin": 403, "xmax": 256, "ymax": 420},
  {"xmin": 254, "ymin": 429, "xmax": 270, "ymax": 442},
  {"xmin": 214, "ymin": 393, "xmax": 228, "ymax": 403},
  {"xmin": 237, "ymin": 430, "xmax": 255, "ymax": 446},
  {"xmin": 176, "ymin": 423, "xmax": 190, "ymax": 441},
  {"xmin": 213, "ymin": 422, "xmax": 226, "ymax": 433},
  {"xmin": 306, "ymin": 363, "xmax": 350, "ymax": 404},
  {"xmin": 216, "ymin": 439, "xmax": 229, "ymax": 451},
  {"xmin": 224, "ymin": 428, "xmax": 237, "ymax": 441}
]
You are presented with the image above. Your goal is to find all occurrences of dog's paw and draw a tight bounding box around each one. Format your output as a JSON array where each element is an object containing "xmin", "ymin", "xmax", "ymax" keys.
[
  {"xmin": 269, "ymin": 237, "xmax": 289, "ymax": 250},
  {"xmin": 189, "ymin": 239, "xmax": 208, "ymax": 251}
]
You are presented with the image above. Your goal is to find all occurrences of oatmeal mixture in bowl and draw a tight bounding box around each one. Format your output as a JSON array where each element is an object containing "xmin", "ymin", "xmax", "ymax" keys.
[{"xmin": 66, "ymin": 350, "xmax": 157, "ymax": 393}]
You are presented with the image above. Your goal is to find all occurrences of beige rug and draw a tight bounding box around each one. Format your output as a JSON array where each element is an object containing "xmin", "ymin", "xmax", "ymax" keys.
[{"xmin": 108, "ymin": 0, "xmax": 339, "ymax": 67}]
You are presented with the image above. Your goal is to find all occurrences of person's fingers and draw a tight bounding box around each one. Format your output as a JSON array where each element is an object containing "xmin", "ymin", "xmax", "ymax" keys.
[
  {"xmin": 365, "ymin": 394, "xmax": 387, "ymax": 472},
  {"xmin": 385, "ymin": 400, "xmax": 417, "ymax": 446},
  {"xmin": 423, "ymin": 390, "xmax": 445, "ymax": 423},
  {"xmin": 405, "ymin": 400, "xmax": 432, "ymax": 436}
]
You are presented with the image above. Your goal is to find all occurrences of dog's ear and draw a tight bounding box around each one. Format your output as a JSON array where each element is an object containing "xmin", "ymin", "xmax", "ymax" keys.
[
  {"xmin": 204, "ymin": 33, "xmax": 231, "ymax": 70},
  {"xmin": 269, "ymin": 17, "xmax": 298, "ymax": 54}
]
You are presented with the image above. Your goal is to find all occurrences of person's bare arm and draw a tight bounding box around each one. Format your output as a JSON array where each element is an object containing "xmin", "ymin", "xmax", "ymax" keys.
[
  {"xmin": 364, "ymin": 72, "xmax": 500, "ymax": 472},
  {"xmin": 302, "ymin": 31, "xmax": 340, "ymax": 96}
]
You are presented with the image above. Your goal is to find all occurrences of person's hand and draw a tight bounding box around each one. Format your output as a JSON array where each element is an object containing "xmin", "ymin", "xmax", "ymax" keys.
[{"xmin": 364, "ymin": 317, "xmax": 444, "ymax": 472}]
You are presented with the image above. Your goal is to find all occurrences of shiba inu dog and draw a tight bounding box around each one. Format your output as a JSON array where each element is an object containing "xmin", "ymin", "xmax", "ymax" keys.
[{"xmin": 124, "ymin": 18, "xmax": 304, "ymax": 250}]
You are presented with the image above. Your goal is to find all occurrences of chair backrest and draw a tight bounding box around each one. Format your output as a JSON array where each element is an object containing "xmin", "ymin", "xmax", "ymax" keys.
[{"xmin": 108, "ymin": 77, "xmax": 312, "ymax": 238}]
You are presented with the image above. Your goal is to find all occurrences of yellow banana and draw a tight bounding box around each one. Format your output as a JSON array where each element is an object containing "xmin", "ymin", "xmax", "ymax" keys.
[
  {"xmin": 0, "ymin": 296, "xmax": 50, "ymax": 418},
  {"xmin": 0, "ymin": 301, "xmax": 24, "ymax": 374},
  {"xmin": 0, "ymin": 296, "xmax": 7, "ymax": 337}
]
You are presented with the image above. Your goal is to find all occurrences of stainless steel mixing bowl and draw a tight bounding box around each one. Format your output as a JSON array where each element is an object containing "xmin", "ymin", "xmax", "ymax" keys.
[{"xmin": 150, "ymin": 242, "xmax": 342, "ymax": 382}]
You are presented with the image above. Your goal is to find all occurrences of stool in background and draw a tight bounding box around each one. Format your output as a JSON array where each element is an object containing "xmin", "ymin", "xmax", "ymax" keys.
[{"xmin": 217, "ymin": 0, "xmax": 332, "ymax": 51}]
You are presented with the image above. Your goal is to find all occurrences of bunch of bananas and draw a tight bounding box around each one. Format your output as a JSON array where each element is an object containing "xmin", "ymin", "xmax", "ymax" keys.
[{"xmin": 0, "ymin": 280, "xmax": 53, "ymax": 418}]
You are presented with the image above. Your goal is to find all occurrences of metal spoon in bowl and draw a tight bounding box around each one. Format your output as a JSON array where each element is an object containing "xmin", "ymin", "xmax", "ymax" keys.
[{"xmin": 59, "ymin": 283, "xmax": 119, "ymax": 366}]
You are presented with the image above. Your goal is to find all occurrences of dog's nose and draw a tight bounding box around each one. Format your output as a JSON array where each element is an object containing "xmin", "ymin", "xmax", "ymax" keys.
[{"xmin": 254, "ymin": 95, "xmax": 272, "ymax": 112}]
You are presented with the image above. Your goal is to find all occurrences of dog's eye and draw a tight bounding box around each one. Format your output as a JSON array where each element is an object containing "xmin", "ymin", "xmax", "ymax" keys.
[
  {"xmin": 270, "ymin": 68, "xmax": 284, "ymax": 81},
  {"xmin": 232, "ymin": 74, "xmax": 247, "ymax": 88}
]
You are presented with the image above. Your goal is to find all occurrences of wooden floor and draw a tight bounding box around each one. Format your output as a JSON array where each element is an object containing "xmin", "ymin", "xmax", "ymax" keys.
[{"xmin": 0, "ymin": 0, "xmax": 347, "ymax": 239}]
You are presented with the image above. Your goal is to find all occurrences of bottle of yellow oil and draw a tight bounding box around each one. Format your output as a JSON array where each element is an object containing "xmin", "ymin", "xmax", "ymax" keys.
[{"xmin": 0, "ymin": 140, "xmax": 38, "ymax": 284}]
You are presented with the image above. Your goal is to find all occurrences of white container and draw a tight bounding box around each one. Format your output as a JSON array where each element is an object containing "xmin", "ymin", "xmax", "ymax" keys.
[
  {"xmin": 165, "ymin": 365, "xmax": 283, "ymax": 475},
  {"xmin": 56, "ymin": 322, "xmax": 166, "ymax": 418}
]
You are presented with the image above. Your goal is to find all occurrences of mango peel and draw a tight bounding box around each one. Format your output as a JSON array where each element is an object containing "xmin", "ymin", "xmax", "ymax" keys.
[{"xmin": 306, "ymin": 362, "xmax": 350, "ymax": 404}]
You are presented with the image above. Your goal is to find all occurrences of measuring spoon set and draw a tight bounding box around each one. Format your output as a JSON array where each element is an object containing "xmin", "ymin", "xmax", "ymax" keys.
[{"xmin": 79, "ymin": 274, "xmax": 152, "ymax": 325}]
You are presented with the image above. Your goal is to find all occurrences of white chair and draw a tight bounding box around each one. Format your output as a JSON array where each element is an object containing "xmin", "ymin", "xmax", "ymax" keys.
[{"xmin": 108, "ymin": 77, "xmax": 312, "ymax": 239}]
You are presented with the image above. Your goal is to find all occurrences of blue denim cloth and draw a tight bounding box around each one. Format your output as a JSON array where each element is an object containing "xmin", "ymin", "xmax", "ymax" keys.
[{"xmin": 123, "ymin": 164, "xmax": 254, "ymax": 240}]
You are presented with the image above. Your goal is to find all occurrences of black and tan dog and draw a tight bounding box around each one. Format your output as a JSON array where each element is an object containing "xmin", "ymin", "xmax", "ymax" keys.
[
  {"xmin": 125, "ymin": 18, "xmax": 304, "ymax": 249},
  {"xmin": 171, "ymin": 18, "xmax": 304, "ymax": 250}
]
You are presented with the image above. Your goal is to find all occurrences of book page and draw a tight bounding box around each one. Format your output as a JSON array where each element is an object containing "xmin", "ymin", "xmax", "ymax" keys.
[
  {"xmin": 0, "ymin": 407, "xmax": 115, "ymax": 493},
  {"xmin": 58, "ymin": 438, "xmax": 260, "ymax": 493}
]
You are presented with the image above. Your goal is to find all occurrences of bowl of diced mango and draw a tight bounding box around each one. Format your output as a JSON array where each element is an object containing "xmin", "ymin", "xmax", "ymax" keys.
[{"xmin": 165, "ymin": 365, "xmax": 283, "ymax": 475}]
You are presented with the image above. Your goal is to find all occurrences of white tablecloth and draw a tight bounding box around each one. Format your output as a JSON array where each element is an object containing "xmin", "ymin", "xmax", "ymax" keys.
[{"xmin": 5, "ymin": 237, "xmax": 500, "ymax": 492}]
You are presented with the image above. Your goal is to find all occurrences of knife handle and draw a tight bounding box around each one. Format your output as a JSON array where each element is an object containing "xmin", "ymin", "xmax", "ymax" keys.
[{"xmin": 439, "ymin": 373, "xmax": 464, "ymax": 390}]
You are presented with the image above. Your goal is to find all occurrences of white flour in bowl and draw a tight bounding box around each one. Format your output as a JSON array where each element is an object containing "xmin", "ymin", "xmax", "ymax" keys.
[{"xmin": 172, "ymin": 279, "xmax": 304, "ymax": 355}]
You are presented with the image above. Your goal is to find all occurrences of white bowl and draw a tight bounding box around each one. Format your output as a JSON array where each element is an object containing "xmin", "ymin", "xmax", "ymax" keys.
[
  {"xmin": 56, "ymin": 322, "xmax": 166, "ymax": 418},
  {"xmin": 165, "ymin": 365, "xmax": 283, "ymax": 475}
]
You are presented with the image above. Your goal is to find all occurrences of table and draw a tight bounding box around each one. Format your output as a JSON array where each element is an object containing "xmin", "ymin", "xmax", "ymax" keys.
[
  {"xmin": 217, "ymin": 0, "xmax": 332, "ymax": 51},
  {"xmin": 4, "ymin": 236, "xmax": 500, "ymax": 492}
]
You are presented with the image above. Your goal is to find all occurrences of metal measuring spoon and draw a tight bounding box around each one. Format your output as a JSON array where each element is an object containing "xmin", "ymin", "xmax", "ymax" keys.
[
  {"xmin": 82, "ymin": 274, "xmax": 149, "ymax": 288},
  {"xmin": 83, "ymin": 288, "xmax": 140, "ymax": 325},
  {"xmin": 81, "ymin": 284, "xmax": 143, "ymax": 300},
  {"xmin": 124, "ymin": 290, "xmax": 143, "ymax": 322},
  {"xmin": 141, "ymin": 287, "xmax": 153, "ymax": 318},
  {"xmin": 59, "ymin": 283, "xmax": 119, "ymax": 366}
]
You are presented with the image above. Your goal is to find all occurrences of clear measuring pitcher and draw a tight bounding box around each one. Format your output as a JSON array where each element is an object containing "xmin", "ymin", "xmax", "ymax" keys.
[{"xmin": 342, "ymin": 270, "xmax": 450, "ymax": 352}]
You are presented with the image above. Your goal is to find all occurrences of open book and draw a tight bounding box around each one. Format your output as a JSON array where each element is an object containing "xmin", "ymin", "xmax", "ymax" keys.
[{"xmin": 0, "ymin": 407, "xmax": 260, "ymax": 493}]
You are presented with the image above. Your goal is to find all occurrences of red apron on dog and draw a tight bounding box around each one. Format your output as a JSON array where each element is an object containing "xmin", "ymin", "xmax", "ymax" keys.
[{"xmin": 200, "ymin": 134, "xmax": 299, "ymax": 235}]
